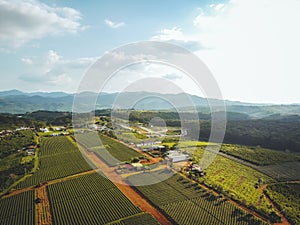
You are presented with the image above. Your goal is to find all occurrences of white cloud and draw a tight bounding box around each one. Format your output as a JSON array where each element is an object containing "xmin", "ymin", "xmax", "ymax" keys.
[
  {"xmin": 47, "ymin": 50, "xmax": 62, "ymax": 65},
  {"xmin": 0, "ymin": 0, "xmax": 86, "ymax": 47},
  {"xmin": 163, "ymin": 73, "xmax": 182, "ymax": 80},
  {"xmin": 152, "ymin": 27, "xmax": 203, "ymax": 51},
  {"xmin": 192, "ymin": 0, "xmax": 300, "ymax": 103},
  {"xmin": 104, "ymin": 19, "xmax": 125, "ymax": 28},
  {"xmin": 19, "ymin": 50, "xmax": 98, "ymax": 91},
  {"xmin": 21, "ymin": 57, "xmax": 33, "ymax": 65},
  {"xmin": 152, "ymin": 27, "xmax": 184, "ymax": 41},
  {"xmin": 209, "ymin": 3, "xmax": 225, "ymax": 12}
]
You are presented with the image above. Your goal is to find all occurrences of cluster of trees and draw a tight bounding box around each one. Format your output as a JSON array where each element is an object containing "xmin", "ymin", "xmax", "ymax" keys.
[
  {"xmin": 24, "ymin": 110, "xmax": 71, "ymax": 126},
  {"xmin": 185, "ymin": 120, "xmax": 300, "ymax": 152},
  {"xmin": 0, "ymin": 130, "xmax": 36, "ymax": 158},
  {"xmin": 0, "ymin": 160, "xmax": 34, "ymax": 193},
  {"xmin": 0, "ymin": 114, "xmax": 44, "ymax": 130},
  {"xmin": 0, "ymin": 130, "xmax": 36, "ymax": 193}
]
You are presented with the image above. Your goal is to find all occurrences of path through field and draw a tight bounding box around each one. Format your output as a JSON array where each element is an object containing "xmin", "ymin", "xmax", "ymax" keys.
[
  {"xmin": 36, "ymin": 185, "xmax": 52, "ymax": 225},
  {"xmin": 80, "ymin": 143, "xmax": 172, "ymax": 225},
  {"xmin": 258, "ymin": 181, "xmax": 300, "ymax": 225}
]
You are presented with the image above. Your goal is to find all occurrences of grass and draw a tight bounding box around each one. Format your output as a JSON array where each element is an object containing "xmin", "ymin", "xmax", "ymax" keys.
[{"xmin": 20, "ymin": 155, "xmax": 34, "ymax": 164}]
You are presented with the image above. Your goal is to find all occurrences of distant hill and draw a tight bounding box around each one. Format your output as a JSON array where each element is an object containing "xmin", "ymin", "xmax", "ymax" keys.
[{"xmin": 0, "ymin": 90, "xmax": 299, "ymax": 118}]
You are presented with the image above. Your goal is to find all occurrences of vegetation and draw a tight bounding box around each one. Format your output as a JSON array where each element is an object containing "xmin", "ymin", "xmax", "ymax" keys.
[
  {"xmin": 264, "ymin": 183, "xmax": 300, "ymax": 225},
  {"xmin": 76, "ymin": 132, "xmax": 142, "ymax": 165},
  {"xmin": 24, "ymin": 110, "xmax": 72, "ymax": 126},
  {"xmin": 257, "ymin": 161, "xmax": 300, "ymax": 181},
  {"xmin": 0, "ymin": 110, "xmax": 299, "ymax": 225},
  {"xmin": 165, "ymin": 140, "xmax": 300, "ymax": 166},
  {"xmin": 0, "ymin": 190, "xmax": 35, "ymax": 225},
  {"xmin": 115, "ymin": 110, "xmax": 300, "ymax": 152},
  {"xmin": 48, "ymin": 173, "xmax": 147, "ymax": 225},
  {"xmin": 0, "ymin": 130, "xmax": 36, "ymax": 158},
  {"xmin": 0, "ymin": 114, "xmax": 45, "ymax": 130},
  {"xmin": 127, "ymin": 170, "xmax": 269, "ymax": 225},
  {"xmin": 192, "ymin": 120, "xmax": 300, "ymax": 152},
  {"xmin": 0, "ymin": 130, "xmax": 36, "ymax": 193},
  {"xmin": 190, "ymin": 149, "xmax": 280, "ymax": 222},
  {"xmin": 220, "ymin": 144, "xmax": 300, "ymax": 165},
  {"xmin": 99, "ymin": 135, "xmax": 142, "ymax": 161},
  {"xmin": 109, "ymin": 213, "xmax": 159, "ymax": 225},
  {"xmin": 16, "ymin": 136, "xmax": 92, "ymax": 188}
]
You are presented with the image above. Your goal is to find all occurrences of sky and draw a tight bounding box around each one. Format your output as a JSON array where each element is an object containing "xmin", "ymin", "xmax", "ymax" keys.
[{"xmin": 0, "ymin": 0, "xmax": 299, "ymax": 104}]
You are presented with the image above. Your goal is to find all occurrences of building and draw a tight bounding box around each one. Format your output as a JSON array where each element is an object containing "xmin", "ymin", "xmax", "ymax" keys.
[{"xmin": 167, "ymin": 150, "xmax": 189, "ymax": 162}]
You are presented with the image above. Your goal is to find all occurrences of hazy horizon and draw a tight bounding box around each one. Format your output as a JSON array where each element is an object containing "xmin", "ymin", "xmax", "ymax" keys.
[{"xmin": 1, "ymin": 88, "xmax": 300, "ymax": 105}]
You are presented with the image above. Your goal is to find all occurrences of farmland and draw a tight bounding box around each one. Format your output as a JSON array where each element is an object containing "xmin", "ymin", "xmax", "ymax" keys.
[
  {"xmin": 48, "ymin": 173, "xmax": 158, "ymax": 224},
  {"xmin": 109, "ymin": 213, "xmax": 160, "ymax": 225},
  {"xmin": 189, "ymin": 148, "xmax": 280, "ymax": 222},
  {"xmin": 0, "ymin": 190, "xmax": 35, "ymax": 225},
  {"xmin": 220, "ymin": 144, "xmax": 300, "ymax": 165},
  {"xmin": 75, "ymin": 132, "xmax": 142, "ymax": 165},
  {"xmin": 1, "ymin": 123, "xmax": 298, "ymax": 225},
  {"xmin": 163, "ymin": 140, "xmax": 300, "ymax": 166},
  {"xmin": 257, "ymin": 161, "xmax": 300, "ymax": 181},
  {"xmin": 166, "ymin": 140, "xmax": 300, "ymax": 182},
  {"xmin": 127, "ymin": 170, "xmax": 269, "ymax": 225},
  {"xmin": 16, "ymin": 136, "xmax": 92, "ymax": 188}
]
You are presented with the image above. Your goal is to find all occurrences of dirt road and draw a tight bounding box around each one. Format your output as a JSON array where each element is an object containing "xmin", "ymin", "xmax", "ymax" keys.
[
  {"xmin": 36, "ymin": 185, "xmax": 52, "ymax": 225},
  {"xmin": 76, "ymin": 139, "xmax": 172, "ymax": 225}
]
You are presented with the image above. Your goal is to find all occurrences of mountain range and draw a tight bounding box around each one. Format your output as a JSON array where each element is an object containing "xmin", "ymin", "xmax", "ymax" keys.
[{"xmin": 0, "ymin": 89, "xmax": 299, "ymax": 119}]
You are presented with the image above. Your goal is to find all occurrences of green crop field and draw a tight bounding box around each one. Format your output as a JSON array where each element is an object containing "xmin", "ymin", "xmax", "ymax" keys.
[
  {"xmin": 99, "ymin": 135, "xmax": 142, "ymax": 161},
  {"xmin": 109, "ymin": 213, "xmax": 160, "ymax": 225},
  {"xmin": 74, "ymin": 132, "xmax": 102, "ymax": 148},
  {"xmin": 127, "ymin": 170, "xmax": 269, "ymax": 225},
  {"xmin": 0, "ymin": 190, "xmax": 35, "ymax": 225},
  {"xmin": 47, "ymin": 173, "xmax": 157, "ymax": 225},
  {"xmin": 16, "ymin": 136, "xmax": 92, "ymax": 188},
  {"xmin": 76, "ymin": 133, "xmax": 142, "ymax": 165},
  {"xmin": 264, "ymin": 183, "xmax": 300, "ymax": 225},
  {"xmin": 191, "ymin": 149, "xmax": 280, "ymax": 222},
  {"xmin": 220, "ymin": 144, "xmax": 300, "ymax": 165},
  {"xmin": 256, "ymin": 161, "xmax": 300, "ymax": 181}
]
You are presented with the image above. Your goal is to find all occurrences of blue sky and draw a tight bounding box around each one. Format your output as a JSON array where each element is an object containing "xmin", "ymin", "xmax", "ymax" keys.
[{"xmin": 0, "ymin": 0, "xmax": 299, "ymax": 103}]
